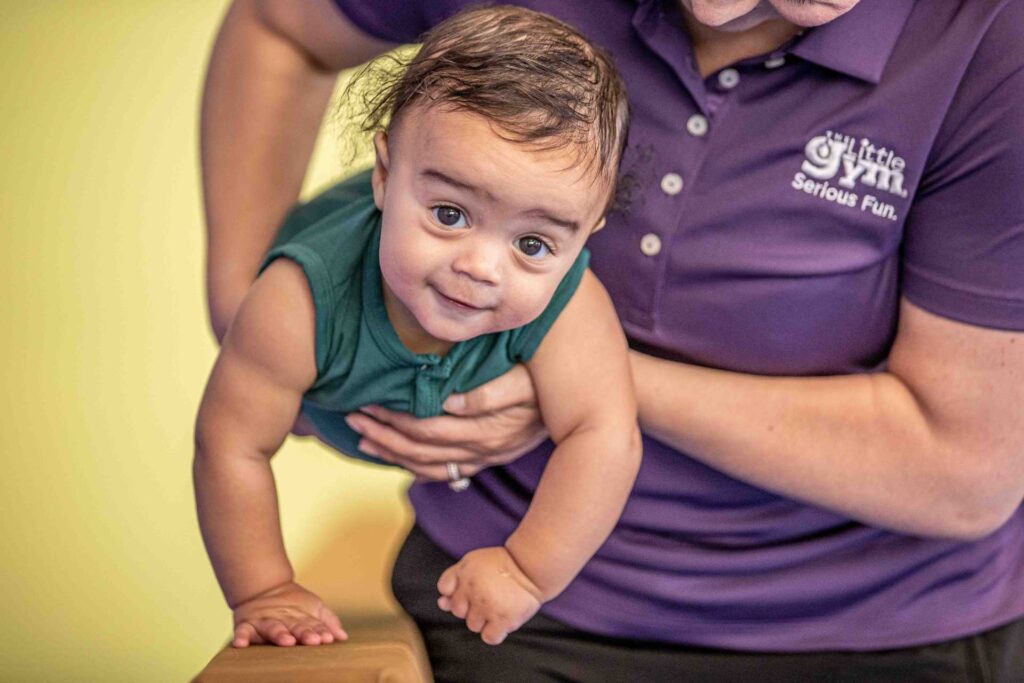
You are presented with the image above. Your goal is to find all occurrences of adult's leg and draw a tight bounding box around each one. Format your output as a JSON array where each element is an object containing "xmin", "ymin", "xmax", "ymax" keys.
[
  {"xmin": 391, "ymin": 524, "xmax": 1024, "ymax": 683},
  {"xmin": 391, "ymin": 524, "xmax": 591, "ymax": 682}
]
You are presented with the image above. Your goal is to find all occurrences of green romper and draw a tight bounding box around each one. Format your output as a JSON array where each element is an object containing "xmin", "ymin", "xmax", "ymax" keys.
[{"xmin": 260, "ymin": 170, "xmax": 590, "ymax": 465}]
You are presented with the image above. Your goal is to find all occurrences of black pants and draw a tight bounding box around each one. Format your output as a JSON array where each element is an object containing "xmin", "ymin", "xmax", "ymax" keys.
[{"xmin": 391, "ymin": 524, "xmax": 1024, "ymax": 682}]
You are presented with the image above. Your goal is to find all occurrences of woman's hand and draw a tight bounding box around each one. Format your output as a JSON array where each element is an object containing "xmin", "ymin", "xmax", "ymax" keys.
[
  {"xmin": 231, "ymin": 580, "xmax": 348, "ymax": 648},
  {"xmin": 343, "ymin": 365, "xmax": 548, "ymax": 480}
]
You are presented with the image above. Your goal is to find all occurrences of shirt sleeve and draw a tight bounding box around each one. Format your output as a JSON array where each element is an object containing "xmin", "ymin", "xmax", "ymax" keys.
[
  {"xmin": 256, "ymin": 172, "xmax": 376, "ymax": 384},
  {"xmin": 330, "ymin": 0, "xmax": 463, "ymax": 44},
  {"xmin": 900, "ymin": 4, "xmax": 1024, "ymax": 331},
  {"xmin": 260, "ymin": 243, "xmax": 337, "ymax": 379},
  {"xmin": 508, "ymin": 249, "xmax": 591, "ymax": 362}
]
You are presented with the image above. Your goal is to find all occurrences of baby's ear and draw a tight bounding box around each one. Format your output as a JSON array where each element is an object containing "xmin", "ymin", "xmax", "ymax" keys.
[
  {"xmin": 371, "ymin": 131, "xmax": 391, "ymax": 210},
  {"xmin": 590, "ymin": 216, "xmax": 607, "ymax": 234}
]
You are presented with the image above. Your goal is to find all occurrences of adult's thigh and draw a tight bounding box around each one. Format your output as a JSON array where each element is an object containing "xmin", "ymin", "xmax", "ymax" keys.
[{"xmin": 390, "ymin": 524, "xmax": 1024, "ymax": 683}]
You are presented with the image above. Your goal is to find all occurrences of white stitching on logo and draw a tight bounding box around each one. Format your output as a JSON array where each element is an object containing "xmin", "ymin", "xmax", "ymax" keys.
[{"xmin": 791, "ymin": 130, "xmax": 907, "ymax": 221}]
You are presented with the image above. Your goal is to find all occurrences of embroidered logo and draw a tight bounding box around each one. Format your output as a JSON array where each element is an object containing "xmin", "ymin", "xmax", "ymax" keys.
[{"xmin": 791, "ymin": 131, "xmax": 908, "ymax": 222}]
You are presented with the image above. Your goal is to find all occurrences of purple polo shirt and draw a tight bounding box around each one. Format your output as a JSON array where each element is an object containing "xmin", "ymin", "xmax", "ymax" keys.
[{"xmin": 332, "ymin": 0, "xmax": 1024, "ymax": 650}]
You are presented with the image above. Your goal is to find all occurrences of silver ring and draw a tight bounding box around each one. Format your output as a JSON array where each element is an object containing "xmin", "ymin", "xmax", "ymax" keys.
[{"xmin": 446, "ymin": 462, "xmax": 471, "ymax": 492}]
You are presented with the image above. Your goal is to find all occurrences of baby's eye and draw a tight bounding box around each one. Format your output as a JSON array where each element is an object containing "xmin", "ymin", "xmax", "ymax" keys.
[
  {"xmin": 516, "ymin": 236, "xmax": 552, "ymax": 259},
  {"xmin": 432, "ymin": 205, "xmax": 468, "ymax": 228}
]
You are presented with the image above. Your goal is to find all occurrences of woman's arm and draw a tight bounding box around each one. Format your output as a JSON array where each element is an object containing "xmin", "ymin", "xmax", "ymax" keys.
[
  {"xmin": 632, "ymin": 297, "xmax": 1024, "ymax": 540},
  {"xmin": 202, "ymin": 0, "xmax": 393, "ymax": 340},
  {"xmin": 350, "ymin": 296, "xmax": 1024, "ymax": 540}
]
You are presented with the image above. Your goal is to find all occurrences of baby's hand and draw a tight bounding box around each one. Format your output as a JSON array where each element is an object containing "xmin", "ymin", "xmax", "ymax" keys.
[
  {"xmin": 436, "ymin": 546, "xmax": 544, "ymax": 646},
  {"xmin": 231, "ymin": 581, "xmax": 348, "ymax": 647}
]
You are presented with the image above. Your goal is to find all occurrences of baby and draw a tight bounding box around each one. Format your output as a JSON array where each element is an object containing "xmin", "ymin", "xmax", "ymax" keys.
[{"xmin": 194, "ymin": 5, "xmax": 640, "ymax": 648}]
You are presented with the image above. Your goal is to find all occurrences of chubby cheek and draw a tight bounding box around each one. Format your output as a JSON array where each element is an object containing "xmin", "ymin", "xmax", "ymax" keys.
[
  {"xmin": 378, "ymin": 245, "xmax": 418, "ymax": 299},
  {"xmin": 378, "ymin": 254, "xmax": 413, "ymax": 309},
  {"xmin": 378, "ymin": 217, "xmax": 435, "ymax": 288},
  {"xmin": 491, "ymin": 283, "xmax": 557, "ymax": 331}
]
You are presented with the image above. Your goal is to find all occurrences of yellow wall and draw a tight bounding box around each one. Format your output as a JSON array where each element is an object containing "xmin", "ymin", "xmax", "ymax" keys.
[{"xmin": 0, "ymin": 2, "xmax": 413, "ymax": 680}]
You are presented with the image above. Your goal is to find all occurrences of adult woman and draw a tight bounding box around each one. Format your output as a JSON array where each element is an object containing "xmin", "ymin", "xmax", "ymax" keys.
[{"xmin": 201, "ymin": 0, "xmax": 1024, "ymax": 679}]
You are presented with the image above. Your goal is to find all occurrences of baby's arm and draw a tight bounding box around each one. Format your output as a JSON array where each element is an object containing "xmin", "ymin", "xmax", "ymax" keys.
[
  {"xmin": 194, "ymin": 259, "xmax": 346, "ymax": 647},
  {"xmin": 437, "ymin": 270, "xmax": 642, "ymax": 644}
]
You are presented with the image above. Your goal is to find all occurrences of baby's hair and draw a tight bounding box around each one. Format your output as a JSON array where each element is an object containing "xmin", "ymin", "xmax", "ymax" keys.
[{"xmin": 341, "ymin": 5, "xmax": 630, "ymax": 206}]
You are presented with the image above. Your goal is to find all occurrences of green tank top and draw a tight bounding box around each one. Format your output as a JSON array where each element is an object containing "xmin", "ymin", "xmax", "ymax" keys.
[{"xmin": 260, "ymin": 170, "xmax": 590, "ymax": 464}]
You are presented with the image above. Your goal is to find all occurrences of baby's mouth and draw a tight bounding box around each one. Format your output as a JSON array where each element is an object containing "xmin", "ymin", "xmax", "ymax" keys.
[{"xmin": 431, "ymin": 285, "xmax": 493, "ymax": 312}]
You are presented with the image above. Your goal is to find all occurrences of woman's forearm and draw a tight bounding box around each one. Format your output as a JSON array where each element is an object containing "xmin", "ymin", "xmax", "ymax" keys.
[
  {"xmin": 193, "ymin": 448, "xmax": 294, "ymax": 608},
  {"xmin": 201, "ymin": 1, "xmax": 339, "ymax": 341},
  {"xmin": 630, "ymin": 351, "xmax": 1004, "ymax": 539}
]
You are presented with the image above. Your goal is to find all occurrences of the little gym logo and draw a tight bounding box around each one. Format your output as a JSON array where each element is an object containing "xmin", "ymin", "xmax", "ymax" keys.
[{"xmin": 791, "ymin": 130, "xmax": 908, "ymax": 222}]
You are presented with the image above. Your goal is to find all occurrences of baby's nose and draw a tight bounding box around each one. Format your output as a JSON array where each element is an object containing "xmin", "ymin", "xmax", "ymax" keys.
[{"xmin": 451, "ymin": 241, "xmax": 501, "ymax": 286}]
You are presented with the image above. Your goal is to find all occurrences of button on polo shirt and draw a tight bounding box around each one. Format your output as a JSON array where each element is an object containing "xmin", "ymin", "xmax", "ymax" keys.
[
  {"xmin": 660, "ymin": 172, "xmax": 683, "ymax": 196},
  {"xmin": 686, "ymin": 113, "xmax": 708, "ymax": 136},
  {"xmin": 639, "ymin": 233, "xmax": 661, "ymax": 256},
  {"xmin": 717, "ymin": 68, "xmax": 740, "ymax": 89}
]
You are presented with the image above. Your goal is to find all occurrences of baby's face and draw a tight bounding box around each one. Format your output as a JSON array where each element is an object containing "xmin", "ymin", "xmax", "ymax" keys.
[{"xmin": 371, "ymin": 106, "xmax": 609, "ymax": 346}]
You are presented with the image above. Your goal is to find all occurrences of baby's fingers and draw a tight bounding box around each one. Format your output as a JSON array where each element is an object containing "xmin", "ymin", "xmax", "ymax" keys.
[
  {"xmin": 316, "ymin": 605, "xmax": 349, "ymax": 641},
  {"xmin": 449, "ymin": 592, "xmax": 470, "ymax": 620},
  {"xmin": 481, "ymin": 622, "xmax": 509, "ymax": 646},
  {"xmin": 232, "ymin": 622, "xmax": 262, "ymax": 648},
  {"xmin": 257, "ymin": 618, "xmax": 298, "ymax": 647},
  {"xmin": 437, "ymin": 566, "xmax": 458, "ymax": 596},
  {"xmin": 292, "ymin": 617, "xmax": 331, "ymax": 645},
  {"xmin": 465, "ymin": 606, "xmax": 486, "ymax": 634},
  {"xmin": 437, "ymin": 566, "xmax": 464, "ymax": 615}
]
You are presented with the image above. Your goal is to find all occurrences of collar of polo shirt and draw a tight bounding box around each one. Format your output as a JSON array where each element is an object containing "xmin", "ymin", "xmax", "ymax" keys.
[
  {"xmin": 788, "ymin": 0, "xmax": 916, "ymax": 83},
  {"xmin": 636, "ymin": 0, "xmax": 915, "ymax": 84}
]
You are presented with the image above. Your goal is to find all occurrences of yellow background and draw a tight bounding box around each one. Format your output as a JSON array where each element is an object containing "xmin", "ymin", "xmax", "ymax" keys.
[{"xmin": 0, "ymin": 2, "xmax": 413, "ymax": 680}]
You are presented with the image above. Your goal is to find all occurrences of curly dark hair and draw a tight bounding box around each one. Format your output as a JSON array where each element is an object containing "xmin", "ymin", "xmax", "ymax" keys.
[{"xmin": 342, "ymin": 5, "xmax": 630, "ymax": 203}]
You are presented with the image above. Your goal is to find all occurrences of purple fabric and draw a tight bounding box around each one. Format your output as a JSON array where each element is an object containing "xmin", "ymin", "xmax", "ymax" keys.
[{"xmin": 332, "ymin": 0, "xmax": 1024, "ymax": 650}]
